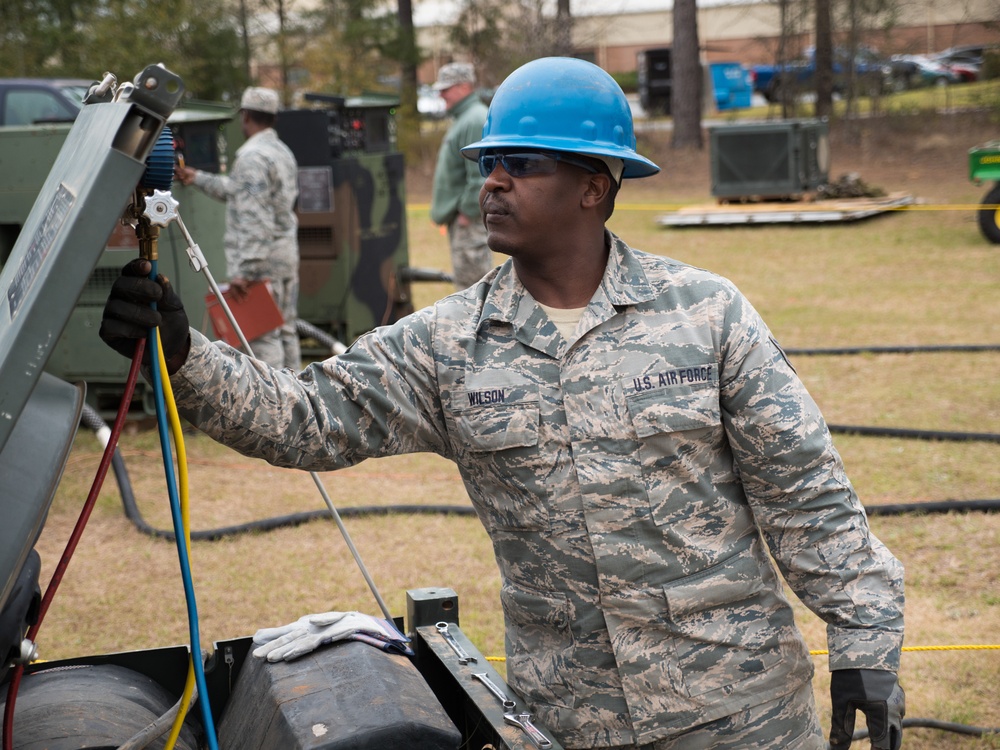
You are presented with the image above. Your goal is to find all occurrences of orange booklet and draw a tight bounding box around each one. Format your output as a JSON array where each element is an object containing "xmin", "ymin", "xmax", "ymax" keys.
[{"xmin": 204, "ymin": 280, "xmax": 284, "ymax": 348}]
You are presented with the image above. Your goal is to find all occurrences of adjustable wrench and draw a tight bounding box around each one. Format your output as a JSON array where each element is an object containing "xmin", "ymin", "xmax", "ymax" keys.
[
  {"xmin": 504, "ymin": 712, "xmax": 553, "ymax": 749},
  {"xmin": 435, "ymin": 621, "xmax": 477, "ymax": 665}
]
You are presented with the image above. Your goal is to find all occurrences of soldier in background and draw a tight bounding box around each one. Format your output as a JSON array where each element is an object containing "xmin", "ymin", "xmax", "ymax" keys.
[
  {"xmin": 429, "ymin": 62, "xmax": 495, "ymax": 289},
  {"xmin": 102, "ymin": 58, "xmax": 904, "ymax": 750},
  {"xmin": 177, "ymin": 86, "xmax": 301, "ymax": 370}
]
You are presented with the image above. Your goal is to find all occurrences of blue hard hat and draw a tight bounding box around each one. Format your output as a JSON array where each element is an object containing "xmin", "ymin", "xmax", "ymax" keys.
[{"xmin": 461, "ymin": 57, "xmax": 660, "ymax": 179}]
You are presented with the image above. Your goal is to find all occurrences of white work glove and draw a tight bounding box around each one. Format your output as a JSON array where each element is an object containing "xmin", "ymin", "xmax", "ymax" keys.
[{"xmin": 252, "ymin": 611, "xmax": 398, "ymax": 663}]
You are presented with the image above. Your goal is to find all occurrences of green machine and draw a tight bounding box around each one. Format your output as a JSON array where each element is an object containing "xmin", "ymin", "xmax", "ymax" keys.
[
  {"xmin": 0, "ymin": 99, "xmax": 239, "ymax": 416},
  {"xmin": 0, "ymin": 87, "xmax": 432, "ymax": 416},
  {"xmin": 275, "ymin": 92, "xmax": 418, "ymax": 348},
  {"xmin": 969, "ymin": 140, "xmax": 1000, "ymax": 244}
]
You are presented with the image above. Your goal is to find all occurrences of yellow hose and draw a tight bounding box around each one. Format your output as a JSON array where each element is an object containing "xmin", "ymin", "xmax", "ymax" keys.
[
  {"xmin": 164, "ymin": 657, "xmax": 197, "ymax": 749},
  {"xmin": 156, "ymin": 331, "xmax": 197, "ymax": 749}
]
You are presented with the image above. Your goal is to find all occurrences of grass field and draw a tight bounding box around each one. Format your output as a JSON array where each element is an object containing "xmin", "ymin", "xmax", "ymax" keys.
[{"xmin": 33, "ymin": 110, "xmax": 1000, "ymax": 748}]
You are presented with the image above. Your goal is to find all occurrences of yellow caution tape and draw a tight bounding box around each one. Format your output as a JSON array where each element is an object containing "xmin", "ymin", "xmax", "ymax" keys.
[
  {"xmin": 485, "ymin": 645, "xmax": 1000, "ymax": 664},
  {"xmin": 809, "ymin": 644, "xmax": 1000, "ymax": 655}
]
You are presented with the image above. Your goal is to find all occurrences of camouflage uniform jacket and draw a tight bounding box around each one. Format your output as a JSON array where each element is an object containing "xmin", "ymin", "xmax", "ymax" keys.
[
  {"xmin": 171, "ymin": 232, "xmax": 905, "ymax": 748},
  {"xmin": 193, "ymin": 128, "xmax": 299, "ymax": 282},
  {"xmin": 429, "ymin": 92, "xmax": 488, "ymax": 226}
]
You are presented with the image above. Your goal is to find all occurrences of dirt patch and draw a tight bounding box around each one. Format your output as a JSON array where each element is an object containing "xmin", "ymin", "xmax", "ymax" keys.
[
  {"xmin": 638, "ymin": 110, "xmax": 998, "ymax": 202},
  {"xmin": 826, "ymin": 111, "xmax": 998, "ymax": 193},
  {"xmin": 406, "ymin": 110, "xmax": 1000, "ymax": 204}
]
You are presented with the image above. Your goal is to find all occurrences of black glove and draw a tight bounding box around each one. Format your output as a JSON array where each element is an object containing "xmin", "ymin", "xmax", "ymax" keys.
[
  {"xmin": 100, "ymin": 258, "xmax": 191, "ymax": 374},
  {"xmin": 830, "ymin": 668, "xmax": 905, "ymax": 750}
]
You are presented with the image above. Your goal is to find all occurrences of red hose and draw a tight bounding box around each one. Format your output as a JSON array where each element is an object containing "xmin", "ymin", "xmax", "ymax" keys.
[{"xmin": 2, "ymin": 339, "xmax": 146, "ymax": 750}]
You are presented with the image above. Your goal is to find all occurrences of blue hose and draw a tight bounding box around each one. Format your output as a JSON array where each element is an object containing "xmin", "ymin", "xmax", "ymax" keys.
[{"xmin": 148, "ymin": 258, "xmax": 219, "ymax": 749}]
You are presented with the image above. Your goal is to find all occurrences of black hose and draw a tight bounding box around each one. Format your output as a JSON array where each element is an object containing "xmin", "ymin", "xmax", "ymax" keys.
[
  {"xmin": 853, "ymin": 717, "xmax": 1000, "ymax": 740},
  {"xmin": 83, "ymin": 387, "xmax": 999, "ymax": 544},
  {"xmin": 123, "ymin": 497, "xmax": 476, "ymax": 543},
  {"xmin": 865, "ymin": 499, "xmax": 1000, "ymax": 516},
  {"xmin": 80, "ymin": 403, "xmax": 107, "ymax": 433},
  {"xmin": 786, "ymin": 344, "xmax": 1000, "ymax": 356},
  {"xmin": 86, "ymin": 403, "xmax": 477, "ymax": 542},
  {"xmin": 788, "ymin": 345, "xmax": 1000, "ymax": 444},
  {"xmin": 397, "ymin": 266, "xmax": 454, "ymax": 283},
  {"xmin": 828, "ymin": 424, "xmax": 1000, "ymax": 443},
  {"xmin": 295, "ymin": 319, "xmax": 346, "ymax": 355}
]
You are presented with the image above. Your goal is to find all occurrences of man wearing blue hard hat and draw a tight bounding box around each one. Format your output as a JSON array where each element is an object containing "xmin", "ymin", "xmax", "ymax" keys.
[{"xmin": 100, "ymin": 57, "xmax": 903, "ymax": 750}]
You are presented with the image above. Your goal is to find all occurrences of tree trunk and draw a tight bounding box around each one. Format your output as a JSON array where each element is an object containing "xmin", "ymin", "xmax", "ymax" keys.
[
  {"xmin": 555, "ymin": 0, "xmax": 573, "ymax": 57},
  {"xmin": 814, "ymin": 0, "xmax": 833, "ymax": 119},
  {"xmin": 277, "ymin": 0, "xmax": 289, "ymax": 102},
  {"xmin": 845, "ymin": 0, "xmax": 859, "ymax": 120},
  {"xmin": 397, "ymin": 0, "xmax": 419, "ymax": 115},
  {"xmin": 778, "ymin": 0, "xmax": 795, "ymax": 120},
  {"xmin": 239, "ymin": 0, "xmax": 252, "ymax": 84},
  {"xmin": 671, "ymin": 0, "xmax": 702, "ymax": 150}
]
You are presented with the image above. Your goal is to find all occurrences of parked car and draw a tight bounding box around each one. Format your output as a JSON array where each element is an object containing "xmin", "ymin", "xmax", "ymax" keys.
[
  {"xmin": 0, "ymin": 78, "xmax": 91, "ymax": 126},
  {"xmin": 933, "ymin": 44, "xmax": 1000, "ymax": 81},
  {"xmin": 929, "ymin": 46, "xmax": 987, "ymax": 82},
  {"xmin": 750, "ymin": 46, "xmax": 890, "ymax": 103},
  {"xmin": 887, "ymin": 55, "xmax": 962, "ymax": 90},
  {"xmin": 938, "ymin": 59, "xmax": 979, "ymax": 83},
  {"xmin": 934, "ymin": 44, "xmax": 988, "ymax": 69}
]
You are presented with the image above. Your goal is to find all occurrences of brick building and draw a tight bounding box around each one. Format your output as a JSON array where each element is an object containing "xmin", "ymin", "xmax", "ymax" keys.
[{"xmin": 415, "ymin": 0, "xmax": 999, "ymax": 80}]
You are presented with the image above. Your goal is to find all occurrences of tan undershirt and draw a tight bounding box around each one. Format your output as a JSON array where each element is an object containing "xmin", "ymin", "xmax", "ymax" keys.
[{"xmin": 538, "ymin": 302, "xmax": 587, "ymax": 343}]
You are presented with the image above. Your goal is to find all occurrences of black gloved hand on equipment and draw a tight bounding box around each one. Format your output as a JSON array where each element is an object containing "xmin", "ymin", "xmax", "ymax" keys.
[
  {"xmin": 830, "ymin": 668, "xmax": 905, "ymax": 750},
  {"xmin": 100, "ymin": 258, "xmax": 191, "ymax": 374}
]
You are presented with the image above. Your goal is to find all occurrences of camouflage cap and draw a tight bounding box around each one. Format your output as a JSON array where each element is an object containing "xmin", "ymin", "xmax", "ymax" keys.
[
  {"xmin": 433, "ymin": 62, "xmax": 476, "ymax": 91},
  {"xmin": 240, "ymin": 86, "xmax": 280, "ymax": 114}
]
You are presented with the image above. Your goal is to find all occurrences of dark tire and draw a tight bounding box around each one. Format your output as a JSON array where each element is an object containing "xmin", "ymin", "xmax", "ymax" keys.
[
  {"xmin": 978, "ymin": 183, "xmax": 1000, "ymax": 244},
  {"xmin": 2, "ymin": 664, "xmax": 200, "ymax": 750}
]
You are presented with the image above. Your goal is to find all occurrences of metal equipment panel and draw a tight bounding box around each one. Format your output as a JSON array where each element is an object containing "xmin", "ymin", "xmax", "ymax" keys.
[{"xmin": 0, "ymin": 66, "xmax": 183, "ymax": 454}]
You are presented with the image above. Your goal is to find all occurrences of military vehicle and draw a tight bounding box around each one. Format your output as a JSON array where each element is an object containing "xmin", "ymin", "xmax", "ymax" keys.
[
  {"xmin": 0, "ymin": 75, "xmax": 443, "ymax": 419},
  {"xmin": 0, "ymin": 64, "xmax": 557, "ymax": 749}
]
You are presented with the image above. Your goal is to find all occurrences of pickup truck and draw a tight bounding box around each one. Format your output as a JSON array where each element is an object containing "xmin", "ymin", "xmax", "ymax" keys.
[
  {"xmin": 751, "ymin": 48, "xmax": 890, "ymax": 103},
  {"xmin": 0, "ymin": 78, "xmax": 89, "ymax": 125}
]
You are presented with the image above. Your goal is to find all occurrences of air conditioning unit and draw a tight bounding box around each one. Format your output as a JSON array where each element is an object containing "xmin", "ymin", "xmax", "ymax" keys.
[{"xmin": 709, "ymin": 118, "xmax": 830, "ymax": 200}]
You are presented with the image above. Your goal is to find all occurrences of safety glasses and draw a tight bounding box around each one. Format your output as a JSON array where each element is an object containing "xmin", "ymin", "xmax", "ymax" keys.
[{"xmin": 478, "ymin": 150, "xmax": 600, "ymax": 179}]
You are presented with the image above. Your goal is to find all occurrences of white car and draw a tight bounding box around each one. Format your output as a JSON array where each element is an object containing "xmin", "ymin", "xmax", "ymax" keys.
[{"xmin": 888, "ymin": 54, "xmax": 962, "ymax": 90}]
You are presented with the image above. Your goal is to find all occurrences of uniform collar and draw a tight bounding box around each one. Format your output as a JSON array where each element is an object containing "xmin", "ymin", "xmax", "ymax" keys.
[{"xmin": 475, "ymin": 231, "xmax": 656, "ymax": 350}]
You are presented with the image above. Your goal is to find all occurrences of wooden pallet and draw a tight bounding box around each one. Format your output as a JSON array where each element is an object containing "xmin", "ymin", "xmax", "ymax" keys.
[{"xmin": 657, "ymin": 191, "xmax": 914, "ymax": 227}]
